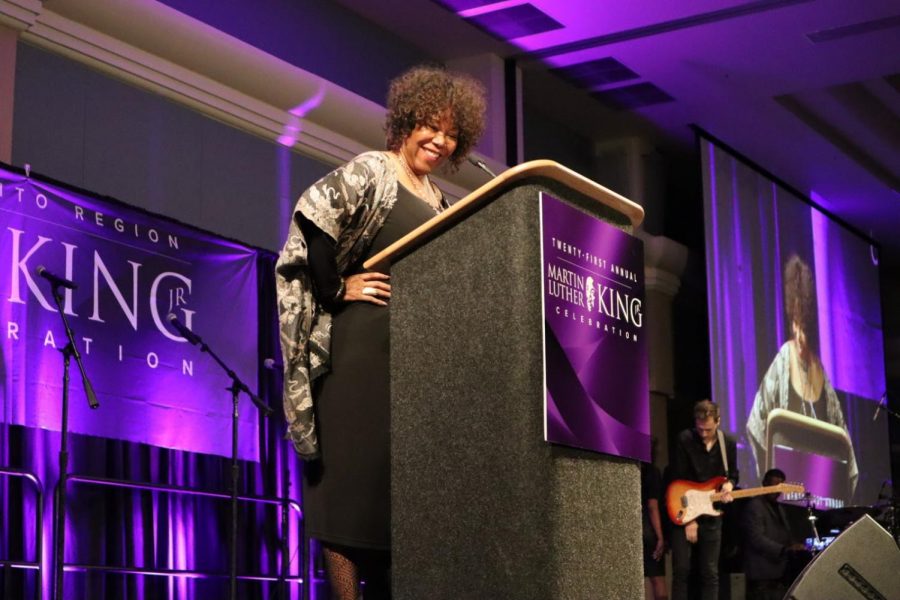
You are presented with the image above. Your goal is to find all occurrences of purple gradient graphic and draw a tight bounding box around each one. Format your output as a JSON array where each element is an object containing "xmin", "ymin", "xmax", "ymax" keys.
[
  {"xmin": 540, "ymin": 193, "xmax": 649, "ymax": 461},
  {"xmin": 700, "ymin": 137, "xmax": 889, "ymax": 504},
  {"xmin": 1, "ymin": 165, "xmax": 260, "ymax": 460}
]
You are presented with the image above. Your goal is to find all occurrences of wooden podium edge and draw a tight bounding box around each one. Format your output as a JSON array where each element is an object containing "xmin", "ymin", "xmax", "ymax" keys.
[
  {"xmin": 364, "ymin": 159, "xmax": 645, "ymax": 271},
  {"xmin": 765, "ymin": 408, "xmax": 853, "ymax": 454}
]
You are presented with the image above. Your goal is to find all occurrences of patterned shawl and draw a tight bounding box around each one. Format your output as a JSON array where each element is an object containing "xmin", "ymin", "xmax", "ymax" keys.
[{"xmin": 275, "ymin": 151, "xmax": 398, "ymax": 459}]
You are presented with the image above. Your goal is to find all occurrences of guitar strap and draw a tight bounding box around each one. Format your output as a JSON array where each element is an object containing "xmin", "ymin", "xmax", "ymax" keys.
[{"xmin": 716, "ymin": 428, "xmax": 729, "ymax": 480}]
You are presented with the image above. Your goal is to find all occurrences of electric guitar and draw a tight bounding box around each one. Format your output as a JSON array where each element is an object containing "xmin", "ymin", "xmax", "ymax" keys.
[{"xmin": 666, "ymin": 476, "xmax": 805, "ymax": 525}]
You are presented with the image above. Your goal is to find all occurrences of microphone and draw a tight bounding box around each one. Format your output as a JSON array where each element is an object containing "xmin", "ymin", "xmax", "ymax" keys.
[
  {"xmin": 873, "ymin": 391, "xmax": 887, "ymax": 421},
  {"xmin": 263, "ymin": 358, "xmax": 284, "ymax": 370},
  {"xmin": 877, "ymin": 479, "xmax": 889, "ymax": 501},
  {"xmin": 83, "ymin": 376, "xmax": 100, "ymax": 409},
  {"xmin": 467, "ymin": 155, "xmax": 497, "ymax": 179},
  {"xmin": 36, "ymin": 265, "xmax": 77, "ymax": 290},
  {"xmin": 167, "ymin": 313, "xmax": 202, "ymax": 346}
]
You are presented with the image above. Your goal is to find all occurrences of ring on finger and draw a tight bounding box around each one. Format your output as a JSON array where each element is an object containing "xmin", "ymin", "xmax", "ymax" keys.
[{"xmin": 362, "ymin": 286, "xmax": 377, "ymax": 296}]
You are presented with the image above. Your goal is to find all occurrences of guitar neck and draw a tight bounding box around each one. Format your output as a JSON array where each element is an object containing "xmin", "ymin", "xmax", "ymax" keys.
[{"xmin": 711, "ymin": 485, "xmax": 782, "ymax": 501}]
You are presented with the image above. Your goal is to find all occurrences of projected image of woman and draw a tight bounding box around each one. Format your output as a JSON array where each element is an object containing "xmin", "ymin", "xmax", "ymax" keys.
[
  {"xmin": 275, "ymin": 66, "xmax": 486, "ymax": 599},
  {"xmin": 746, "ymin": 254, "xmax": 858, "ymax": 497}
]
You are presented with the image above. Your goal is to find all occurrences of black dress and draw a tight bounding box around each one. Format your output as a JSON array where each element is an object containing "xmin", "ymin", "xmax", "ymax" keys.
[
  {"xmin": 303, "ymin": 183, "xmax": 437, "ymax": 550},
  {"xmin": 786, "ymin": 380, "xmax": 830, "ymax": 423}
]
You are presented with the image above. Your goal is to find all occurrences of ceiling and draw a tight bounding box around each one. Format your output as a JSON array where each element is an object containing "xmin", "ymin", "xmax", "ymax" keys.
[{"xmin": 334, "ymin": 0, "xmax": 900, "ymax": 257}]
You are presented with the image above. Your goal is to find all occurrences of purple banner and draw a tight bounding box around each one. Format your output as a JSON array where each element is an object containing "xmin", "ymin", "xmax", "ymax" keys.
[
  {"xmin": 540, "ymin": 193, "xmax": 649, "ymax": 461},
  {"xmin": 1, "ymin": 165, "xmax": 261, "ymax": 460}
]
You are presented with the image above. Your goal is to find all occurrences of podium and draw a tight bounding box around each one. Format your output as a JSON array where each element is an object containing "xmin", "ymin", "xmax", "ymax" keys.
[
  {"xmin": 365, "ymin": 160, "xmax": 646, "ymax": 599},
  {"xmin": 766, "ymin": 408, "xmax": 854, "ymax": 504}
]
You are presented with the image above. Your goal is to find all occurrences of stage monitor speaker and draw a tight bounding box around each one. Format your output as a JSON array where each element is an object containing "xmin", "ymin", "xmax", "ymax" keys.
[{"xmin": 786, "ymin": 515, "xmax": 900, "ymax": 600}]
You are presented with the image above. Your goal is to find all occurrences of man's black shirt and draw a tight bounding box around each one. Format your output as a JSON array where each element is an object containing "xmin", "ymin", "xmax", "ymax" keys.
[{"xmin": 670, "ymin": 427, "xmax": 739, "ymax": 486}]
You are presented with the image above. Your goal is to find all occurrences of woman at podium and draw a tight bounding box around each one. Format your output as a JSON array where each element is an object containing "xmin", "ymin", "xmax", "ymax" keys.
[
  {"xmin": 275, "ymin": 65, "xmax": 485, "ymax": 599},
  {"xmin": 746, "ymin": 254, "xmax": 858, "ymax": 499}
]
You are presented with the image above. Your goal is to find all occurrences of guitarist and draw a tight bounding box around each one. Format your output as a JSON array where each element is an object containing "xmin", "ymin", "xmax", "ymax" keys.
[{"xmin": 669, "ymin": 400, "xmax": 738, "ymax": 600}]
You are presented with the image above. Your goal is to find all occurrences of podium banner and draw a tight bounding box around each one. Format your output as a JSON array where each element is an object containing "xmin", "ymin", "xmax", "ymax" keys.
[
  {"xmin": 540, "ymin": 193, "xmax": 649, "ymax": 461},
  {"xmin": 1, "ymin": 165, "xmax": 261, "ymax": 460}
]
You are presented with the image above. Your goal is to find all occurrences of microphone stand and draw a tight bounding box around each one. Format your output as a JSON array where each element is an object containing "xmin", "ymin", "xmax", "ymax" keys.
[
  {"xmin": 872, "ymin": 393, "xmax": 898, "ymax": 546},
  {"xmin": 178, "ymin": 324, "xmax": 273, "ymax": 600},
  {"xmin": 874, "ymin": 481, "xmax": 898, "ymax": 547},
  {"xmin": 46, "ymin": 283, "xmax": 99, "ymax": 600},
  {"xmin": 804, "ymin": 493, "xmax": 821, "ymax": 551},
  {"xmin": 266, "ymin": 361, "xmax": 292, "ymax": 600},
  {"xmin": 873, "ymin": 392, "xmax": 899, "ymax": 422}
]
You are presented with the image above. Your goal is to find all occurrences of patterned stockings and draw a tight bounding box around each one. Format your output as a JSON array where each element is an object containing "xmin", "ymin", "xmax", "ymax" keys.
[{"xmin": 322, "ymin": 544, "xmax": 391, "ymax": 600}]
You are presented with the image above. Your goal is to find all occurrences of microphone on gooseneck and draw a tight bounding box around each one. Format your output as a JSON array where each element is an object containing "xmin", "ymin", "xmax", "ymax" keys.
[
  {"xmin": 467, "ymin": 155, "xmax": 497, "ymax": 179},
  {"xmin": 873, "ymin": 391, "xmax": 887, "ymax": 421},
  {"xmin": 36, "ymin": 265, "xmax": 78, "ymax": 290},
  {"xmin": 263, "ymin": 358, "xmax": 284, "ymax": 370},
  {"xmin": 877, "ymin": 479, "xmax": 889, "ymax": 501},
  {"xmin": 167, "ymin": 313, "xmax": 202, "ymax": 346}
]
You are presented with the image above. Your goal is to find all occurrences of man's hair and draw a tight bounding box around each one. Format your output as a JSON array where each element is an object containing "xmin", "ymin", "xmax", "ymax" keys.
[
  {"xmin": 693, "ymin": 399, "xmax": 720, "ymax": 422},
  {"xmin": 763, "ymin": 468, "xmax": 786, "ymax": 486}
]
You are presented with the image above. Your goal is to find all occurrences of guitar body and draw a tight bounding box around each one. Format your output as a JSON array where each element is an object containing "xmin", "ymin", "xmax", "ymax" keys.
[
  {"xmin": 666, "ymin": 478, "xmax": 805, "ymax": 526},
  {"xmin": 666, "ymin": 476, "xmax": 728, "ymax": 526}
]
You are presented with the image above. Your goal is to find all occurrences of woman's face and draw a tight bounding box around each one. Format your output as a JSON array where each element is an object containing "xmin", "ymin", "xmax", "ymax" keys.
[{"xmin": 399, "ymin": 111, "xmax": 458, "ymax": 176}]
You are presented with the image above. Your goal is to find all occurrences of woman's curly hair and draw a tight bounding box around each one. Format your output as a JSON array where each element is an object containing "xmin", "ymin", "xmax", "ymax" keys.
[
  {"xmin": 385, "ymin": 65, "xmax": 486, "ymax": 171},
  {"xmin": 784, "ymin": 254, "xmax": 819, "ymax": 354}
]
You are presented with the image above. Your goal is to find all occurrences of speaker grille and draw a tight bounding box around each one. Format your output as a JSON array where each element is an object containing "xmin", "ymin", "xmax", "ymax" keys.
[{"xmin": 786, "ymin": 516, "xmax": 900, "ymax": 600}]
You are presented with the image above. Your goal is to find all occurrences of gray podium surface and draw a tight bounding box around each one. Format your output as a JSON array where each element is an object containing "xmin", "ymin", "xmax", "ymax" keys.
[{"xmin": 387, "ymin": 175, "xmax": 644, "ymax": 599}]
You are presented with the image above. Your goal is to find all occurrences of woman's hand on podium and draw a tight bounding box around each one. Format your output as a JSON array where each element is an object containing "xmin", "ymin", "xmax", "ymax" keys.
[{"xmin": 345, "ymin": 272, "xmax": 391, "ymax": 306}]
